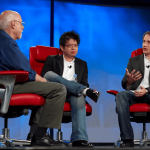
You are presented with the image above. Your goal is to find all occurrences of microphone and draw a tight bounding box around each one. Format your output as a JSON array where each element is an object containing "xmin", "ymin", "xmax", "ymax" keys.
[
  {"xmin": 146, "ymin": 65, "xmax": 150, "ymax": 68},
  {"xmin": 68, "ymin": 65, "xmax": 72, "ymax": 68}
]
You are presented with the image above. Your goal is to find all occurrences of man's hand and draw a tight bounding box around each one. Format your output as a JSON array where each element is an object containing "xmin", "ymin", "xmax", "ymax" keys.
[
  {"xmin": 35, "ymin": 74, "xmax": 47, "ymax": 82},
  {"xmin": 134, "ymin": 86, "xmax": 147, "ymax": 97},
  {"xmin": 126, "ymin": 68, "xmax": 142, "ymax": 84}
]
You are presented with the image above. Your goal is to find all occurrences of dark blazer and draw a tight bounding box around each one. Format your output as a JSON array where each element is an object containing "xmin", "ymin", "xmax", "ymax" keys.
[
  {"xmin": 41, "ymin": 55, "xmax": 89, "ymax": 87},
  {"xmin": 122, "ymin": 54, "xmax": 150, "ymax": 91}
]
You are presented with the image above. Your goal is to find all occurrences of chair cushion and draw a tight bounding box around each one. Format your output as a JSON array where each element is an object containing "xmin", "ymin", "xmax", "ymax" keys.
[
  {"xmin": 130, "ymin": 103, "xmax": 150, "ymax": 112},
  {"xmin": 1, "ymin": 94, "xmax": 45, "ymax": 106},
  {"xmin": 1, "ymin": 94, "xmax": 92, "ymax": 114}
]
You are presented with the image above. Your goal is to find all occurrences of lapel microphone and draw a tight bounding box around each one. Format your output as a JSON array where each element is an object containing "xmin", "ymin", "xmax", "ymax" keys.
[
  {"xmin": 68, "ymin": 65, "xmax": 72, "ymax": 68},
  {"xmin": 146, "ymin": 65, "xmax": 150, "ymax": 68}
]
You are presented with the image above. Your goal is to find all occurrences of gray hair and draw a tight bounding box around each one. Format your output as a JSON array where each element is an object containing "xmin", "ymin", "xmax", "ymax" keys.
[{"xmin": 0, "ymin": 12, "xmax": 18, "ymax": 30}]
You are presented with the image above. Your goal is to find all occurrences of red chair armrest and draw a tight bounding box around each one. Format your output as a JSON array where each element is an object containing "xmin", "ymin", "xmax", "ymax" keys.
[
  {"xmin": 107, "ymin": 90, "xmax": 119, "ymax": 96},
  {"xmin": 0, "ymin": 71, "xmax": 29, "ymax": 83}
]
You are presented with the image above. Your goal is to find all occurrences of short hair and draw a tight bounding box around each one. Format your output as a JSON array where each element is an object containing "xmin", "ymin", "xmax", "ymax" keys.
[
  {"xmin": 0, "ymin": 11, "xmax": 17, "ymax": 30},
  {"xmin": 143, "ymin": 31, "xmax": 150, "ymax": 39},
  {"xmin": 59, "ymin": 31, "xmax": 80, "ymax": 47}
]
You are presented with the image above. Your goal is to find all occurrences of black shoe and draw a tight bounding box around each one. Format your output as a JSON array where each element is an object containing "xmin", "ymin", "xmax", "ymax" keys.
[
  {"xmin": 120, "ymin": 140, "xmax": 134, "ymax": 148},
  {"xmin": 26, "ymin": 133, "xmax": 33, "ymax": 141},
  {"xmin": 31, "ymin": 134, "xmax": 66, "ymax": 147},
  {"xmin": 72, "ymin": 140, "xmax": 94, "ymax": 147},
  {"xmin": 86, "ymin": 89, "xmax": 100, "ymax": 102},
  {"xmin": 27, "ymin": 132, "xmax": 49, "ymax": 141}
]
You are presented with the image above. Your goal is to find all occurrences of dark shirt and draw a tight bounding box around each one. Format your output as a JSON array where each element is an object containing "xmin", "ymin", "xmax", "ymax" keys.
[{"xmin": 0, "ymin": 30, "xmax": 36, "ymax": 81}]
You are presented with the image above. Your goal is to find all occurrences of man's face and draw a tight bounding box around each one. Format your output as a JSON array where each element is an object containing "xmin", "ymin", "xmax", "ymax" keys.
[
  {"xmin": 60, "ymin": 39, "xmax": 78, "ymax": 58},
  {"xmin": 13, "ymin": 14, "xmax": 24, "ymax": 40},
  {"xmin": 142, "ymin": 34, "xmax": 150, "ymax": 55}
]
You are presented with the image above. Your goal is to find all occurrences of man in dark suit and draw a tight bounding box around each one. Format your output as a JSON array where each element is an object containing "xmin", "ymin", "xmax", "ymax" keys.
[
  {"xmin": 116, "ymin": 31, "xmax": 150, "ymax": 148},
  {"xmin": 41, "ymin": 31, "xmax": 100, "ymax": 147}
]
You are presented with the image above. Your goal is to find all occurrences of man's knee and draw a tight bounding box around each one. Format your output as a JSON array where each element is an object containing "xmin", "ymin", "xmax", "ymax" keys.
[
  {"xmin": 44, "ymin": 71, "xmax": 58, "ymax": 79},
  {"xmin": 116, "ymin": 91, "xmax": 126, "ymax": 97},
  {"xmin": 71, "ymin": 95, "xmax": 85, "ymax": 108},
  {"xmin": 116, "ymin": 91, "xmax": 130, "ymax": 105}
]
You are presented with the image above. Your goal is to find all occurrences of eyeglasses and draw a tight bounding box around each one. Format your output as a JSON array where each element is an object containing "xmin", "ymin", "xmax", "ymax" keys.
[
  {"xmin": 65, "ymin": 44, "xmax": 78, "ymax": 48},
  {"xmin": 14, "ymin": 20, "xmax": 25, "ymax": 27}
]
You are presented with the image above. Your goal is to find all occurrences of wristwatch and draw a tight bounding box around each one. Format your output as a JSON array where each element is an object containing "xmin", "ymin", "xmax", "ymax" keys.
[{"xmin": 145, "ymin": 88, "xmax": 149, "ymax": 95}]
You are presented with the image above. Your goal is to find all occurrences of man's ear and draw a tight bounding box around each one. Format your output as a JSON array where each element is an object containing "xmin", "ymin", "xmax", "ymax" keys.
[
  {"xmin": 60, "ymin": 45, "xmax": 64, "ymax": 52},
  {"xmin": 11, "ymin": 20, "xmax": 15, "ymax": 29}
]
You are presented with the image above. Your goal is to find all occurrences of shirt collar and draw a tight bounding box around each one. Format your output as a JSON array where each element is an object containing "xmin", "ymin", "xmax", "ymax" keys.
[
  {"xmin": 63, "ymin": 55, "xmax": 75, "ymax": 64},
  {"xmin": 144, "ymin": 54, "xmax": 150, "ymax": 61},
  {"xmin": 0, "ymin": 30, "xmax": 18, "ymax": 46}
]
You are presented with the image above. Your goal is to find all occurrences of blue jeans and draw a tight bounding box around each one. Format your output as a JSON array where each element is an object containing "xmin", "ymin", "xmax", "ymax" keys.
[
  {"xmin": 44, "ymin": 71, "xmax": 88, "ymax": 142},
  {"xmin": 116, "ymin": 90, "xmax": 150, "ymax": 141}
]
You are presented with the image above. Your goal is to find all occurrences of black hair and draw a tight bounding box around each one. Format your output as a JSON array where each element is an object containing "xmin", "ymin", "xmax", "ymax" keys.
[{"xmin": 59, "ymin": 30, "xmax": 80, "ymax": 48}]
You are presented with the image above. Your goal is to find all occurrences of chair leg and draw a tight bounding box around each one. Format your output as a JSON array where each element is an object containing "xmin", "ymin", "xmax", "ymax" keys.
[
  {"xmin": 57, "ymin": 129, "xmax": 63, "ymax": 141},
  {"xmin": 114, "ymin": 123, "xmax": 148, "ymax": 147},
  {"xmin": 140, "ymin": 123, "xmax": 150, "ymax": 147},
  {"xmin": 114, "ymin": 138, "xmax": 122, "ymax": 147},
  {"xmin": 2, "ymin": 128, "xmax": 10, "ymax": 139},
  {"xmin": 141, "ymin": 123, "xmax": 147, "ymax": 140},
  {"xmin": 3, "ymin": 117, "xmax": 9, "ymax": 139},
  {"xmin": 1, "ymin": 117, "xmax": 31, "ymax": 147},
  {"xmin": 56, "ymin": 129, "xmax": 71, "ymax": 147}
]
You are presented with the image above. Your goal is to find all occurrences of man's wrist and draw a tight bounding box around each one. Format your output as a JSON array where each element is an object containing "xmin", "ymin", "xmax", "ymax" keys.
[
  {"xmin": 127, "ymin": 78, "xmax": 132, "ymax": 84},
  {"xmin": 126, "ymin": 79, "xmax": 132, "ymax": 90}
]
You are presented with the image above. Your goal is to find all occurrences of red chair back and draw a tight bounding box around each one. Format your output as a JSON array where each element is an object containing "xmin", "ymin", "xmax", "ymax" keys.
[
  {"xmin": 30, "ymin": 45, "xmax": 62, "ymax": 75},
  {"xmin": 131, "ymin": 48, "xmax": 143, "ymax": 57}
]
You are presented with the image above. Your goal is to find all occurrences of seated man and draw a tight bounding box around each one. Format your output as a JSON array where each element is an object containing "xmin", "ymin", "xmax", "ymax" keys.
[
  {"xmin": 0, "ymin": 10, "xmax": 67, "ymax": 147},
  {"xmin": 28, "ymin": 31, "xmax": 100, "ymax": 147},
  {"xmin": 116, "ymin": 31, "xmax": 150, "ymax": 148}
]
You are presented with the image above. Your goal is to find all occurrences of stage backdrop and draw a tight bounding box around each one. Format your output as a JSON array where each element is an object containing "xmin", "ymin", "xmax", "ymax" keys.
[{"xmin": 1, "ymin": 0, "xmax": 150, "ymax": 143}]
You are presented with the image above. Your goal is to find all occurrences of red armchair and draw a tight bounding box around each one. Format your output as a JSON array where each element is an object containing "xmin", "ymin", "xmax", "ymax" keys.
[
  {"xmin": 0, "ymin": 71, "xmax": 45, "ymax": 147},
  {"xmin": 29, "ymin": 45, "xmax": 92, "ymax": 141},
  {"xmin": 0, "ymin": 45, "xmax": 92, "ymax": 147},
  {"xmin": 107, "ymin": 48, "xmax": 150, "ymax": 147}
]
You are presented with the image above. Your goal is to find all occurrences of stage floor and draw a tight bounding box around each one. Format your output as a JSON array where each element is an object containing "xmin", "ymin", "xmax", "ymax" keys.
[{"xmin": 0, "ymin": 143, "xmax": 150, "ymax": 150}]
